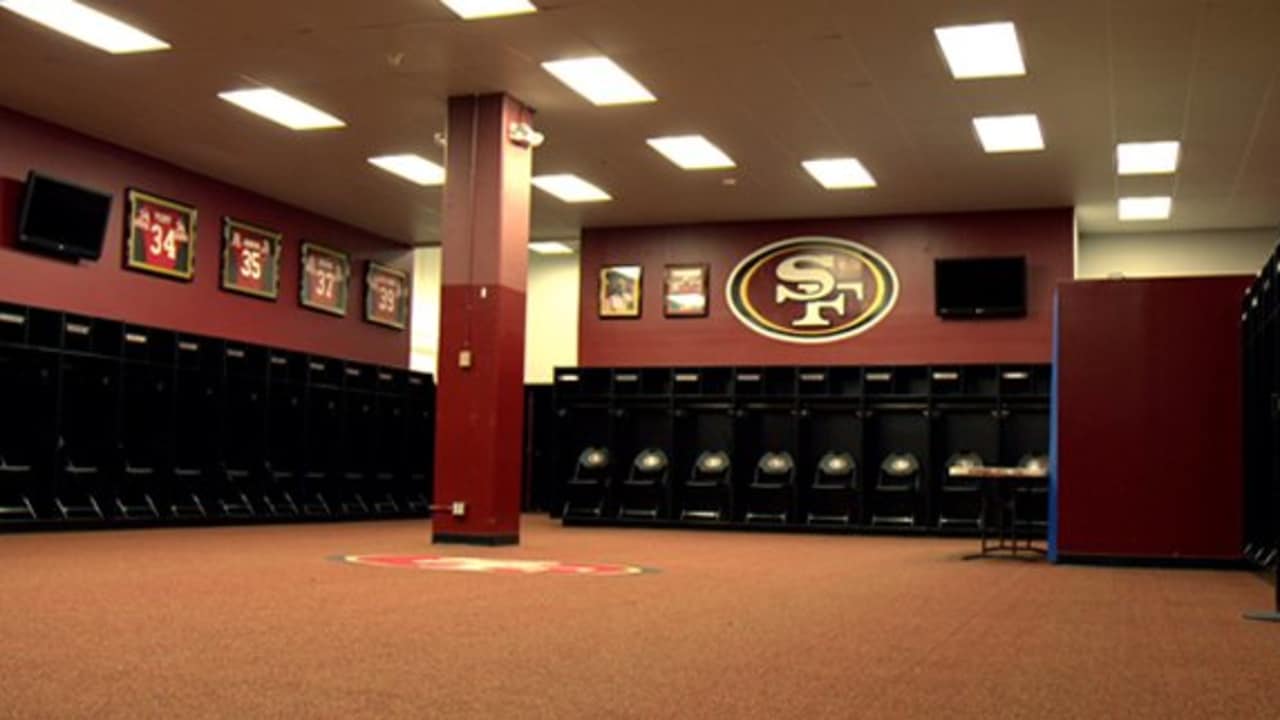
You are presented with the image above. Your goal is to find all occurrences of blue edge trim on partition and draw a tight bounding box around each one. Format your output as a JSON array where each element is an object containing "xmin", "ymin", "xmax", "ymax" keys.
[{"xmin": 1048, "ymin": 288, "xmax": 1060, "ymax": 563}]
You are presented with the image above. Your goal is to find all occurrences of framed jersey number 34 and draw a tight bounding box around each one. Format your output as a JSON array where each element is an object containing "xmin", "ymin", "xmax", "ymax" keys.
[{"xmin": 125, "ymin": 188, "xmax": 197, "ymax": 281}]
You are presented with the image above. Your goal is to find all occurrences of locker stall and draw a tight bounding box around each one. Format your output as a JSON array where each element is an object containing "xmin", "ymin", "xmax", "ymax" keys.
[
  {"xmin": 554, "ymin": 361, "xmax": 1051, "ymax": 537},
  {"xmin": 0, "ymin": 300, "xmax": 433, "ymax": 531}
]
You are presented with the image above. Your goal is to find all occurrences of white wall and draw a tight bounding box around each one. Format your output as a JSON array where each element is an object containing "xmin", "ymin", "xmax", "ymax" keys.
[
  {"xmin": 408, "ymin": 247, "xmax": 580, "ymax": 382},
  {"xmin": 1077, "ymin": 228, "xmax": 1275, "ymax": 279},
  {"xmin": 524, "ymin": 252, "xmax": 580, "ymax": 383},
  {"xmin": 409, "ymin": 247, "xmax": 441, "ymax": 374}
]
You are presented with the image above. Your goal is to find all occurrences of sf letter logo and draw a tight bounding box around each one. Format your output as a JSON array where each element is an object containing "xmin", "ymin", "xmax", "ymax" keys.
[
  {"xmin": 774, "ymin": 255, "xmax": 866, "ymax": 328},
  {"xmin": 726, "ymin": 236, "xmax": 899, "ymax": 344}
]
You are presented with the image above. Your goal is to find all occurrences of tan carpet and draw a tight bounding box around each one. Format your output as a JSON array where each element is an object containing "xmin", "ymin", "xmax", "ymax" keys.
[{"xmin": 2, "ymin": 516, "xmax": 1278, "ymax": 719}]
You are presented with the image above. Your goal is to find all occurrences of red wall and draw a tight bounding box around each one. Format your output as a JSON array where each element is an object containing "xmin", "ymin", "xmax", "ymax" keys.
[
  {"xmin": 579, "ymin": 209, "xmax": 1074, "ymax": 366},
  {"xmin": 0, "ymin": 106, "xmax": 411, "ymax": 367},
  {"xmin": 1055, "ymin": 277, "xmax": 1248, "ymax": 561}
]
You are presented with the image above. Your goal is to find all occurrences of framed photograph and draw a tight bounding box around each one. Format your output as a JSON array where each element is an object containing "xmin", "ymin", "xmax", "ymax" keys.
[
  {"xmin": 365, "ymin": 261, "xmax": 410, "ymax": 330},
  {"xmin": 220, "ymin": 217, "xmax": 282, "ymax": 300},
  {"xmin": 299, "ymin": 242, "xmax": 350, "ymax": 317},
  {"xmin": 664, "ymin": 264, "xmax": 709, "ymax": 317},
  {"xmin": 125, "ymin": 188, "xmax": 197, "ymax": 280},
  {"xmin": 598, "ymin": 265, "xmax": 642, "ymax": 318}
]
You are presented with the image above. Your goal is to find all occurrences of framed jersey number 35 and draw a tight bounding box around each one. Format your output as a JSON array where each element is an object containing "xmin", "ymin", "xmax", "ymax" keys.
[{"xmin": 221, "ymin": 217, "xmax": 282, "ymax": 301}]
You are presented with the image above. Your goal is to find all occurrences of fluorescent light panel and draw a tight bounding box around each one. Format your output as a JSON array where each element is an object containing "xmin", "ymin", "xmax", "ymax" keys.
[
  {"xmin": 529, "ymin": 241, "xmax": 575, "ymax": 255},
  {"xmin": 368, "ymin": 154, "xmax": 445, "ymax": 186},
  {"xmin": 972, "ymin": 113, "xmax": 1044, "ymax": 153},
  {"xmin": 531, "ymin": 174, "xmax": 611, "ymax": 203},
  {"xmin": 217, "ymin": 88, "xmax": 346, "ymax": 131},
  {"xmin": 646, "ymin": 135, "xmax": 735, "ymax": 170},
  {"xmin": 934, "ymin": 21, "xmax": 1025, "ymax": 79},
  {"xmin": 1117, "ymin": 141, "xmax": 1180, "ymax": 175},
  {"xmin": 0, "ymin": 0, "xmax": 170, "ymax": 54},
  {"xmin": 802, "ymin": 158, "xmax": 877, "ymax": 189},
  {"xmin": 1118, "ymin": 196, "xmax": 1172, "ymax": 221},
  {"xmin": 541, "ymin": 56, "xmax": 656, "ymax": 106},
  {"xmin": 440, "ymin": 0, "xmax": 536, "ymax": 20}
]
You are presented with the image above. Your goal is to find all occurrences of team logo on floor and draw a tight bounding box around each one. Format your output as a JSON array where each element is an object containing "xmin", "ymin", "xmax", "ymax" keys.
[
  {"xmin": 340, "ymin": 554, "xmax": 651, "ymax": 576},
  {"xmin": 726, "ymin": 236, "xmax": 899, "ymax": 344}
]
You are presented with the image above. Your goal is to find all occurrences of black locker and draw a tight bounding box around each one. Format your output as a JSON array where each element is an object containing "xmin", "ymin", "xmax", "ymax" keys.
[
  {"xmin": 171, "ymin": 335, "xmax": 222, "ymax": 517},
  {"xmin": 0, "ymin": 300, "xmax": 434, "ymax": 533},
  {"xmin": 219, "ymin": 342, "xmax": 266, "ymax": 517},
  {"xmin": 799, "ymin": 402, "xmax": 863, "ymax": 525},
  {"xmin": 55, "ymin": 351, "xmax": 118, "ymax": 519},
  {"xmin": 114, "ymin": 325, "xmax": 174, "ymax": 519},
  {"xmin": 302, "ymin": 356, "xmax": 343, "ymax": 515},
  {"xmin": 403, "ymin": 371, "xmax": 435, "ymax": 513},
  {"xmin": 735, "ymin": 367, "xmax": 798, "ymax": 523},
  {"xmin": 336, "ymin": 362, "xmax": 375, "ymax": 515},
  {"xmin": 371, "ymin": 368, "xmax": 408, "ymax": 514},
  {"xmin": 264, "ymin": 350, "xmax": 305, "ymax": 516},
  {"xmin": 612, "ymin": 398, "xmax": 673, "ymax": 519},
  {"xmin": 0, "ymin": 343, "xmax": 57, "ymax": 521}
]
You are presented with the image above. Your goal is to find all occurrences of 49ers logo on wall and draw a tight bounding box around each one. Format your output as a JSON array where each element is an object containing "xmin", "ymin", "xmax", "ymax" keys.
[
  {"xmin": 125, "ymin": 189, "xmax": 196, "ymax": 280},
  {"xmin": 726, "ymin": 236, "xmax": 899, "ymax": 344},
  {"xmin": 341, "ymin": 554, "xmax": 651, "ymax": 577}
]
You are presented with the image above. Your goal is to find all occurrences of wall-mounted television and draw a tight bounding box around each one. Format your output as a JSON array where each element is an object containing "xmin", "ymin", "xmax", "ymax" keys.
[
  {"xmin": 934, "ymin": 256, "xmax": 1027, "ymax": 318},
  {"xmin": 16, "ymin": 171, "xmax": 113, "ymax": 261}
]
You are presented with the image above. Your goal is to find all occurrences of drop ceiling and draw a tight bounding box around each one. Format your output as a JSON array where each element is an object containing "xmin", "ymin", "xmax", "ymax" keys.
[{"xmin": 2, "ymin": 0, "xmax": 1280, "ymax": 246}]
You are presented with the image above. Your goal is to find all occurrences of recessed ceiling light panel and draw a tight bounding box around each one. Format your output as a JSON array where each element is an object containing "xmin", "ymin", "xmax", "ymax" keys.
[
  {"xmin": 801, "ymin": 158, "xmax": 877, "ymax": 189},
  {"xmin": 368, "ymin": 154, "xmax": 446, "ymax": 186},
  {"xmin": 1, "ymin": 0, "xmax": 171, "ymax": 54},
  {"xmin": 646, "ymin": 135, "xmax": 736, "ymax": 170},
  {"xmin": 972, "ymin": 114, "xmax": 1044, "ymax": 153},
  {"xmin": 934, "ymin": 21, "xmax": 1026, "ymax": 79},
  {"xmin": 218, "ymin": 88, "xmax": 346, "ymax": 131},
  {"xmin": 1117, "ymin": 141, "xmax": 1181, "ymax": 175},
  {"xmin": 1118, "ymin": 196, "xmax": 1172, "ymax": 221},
  {"xmin": 531, "ymin": 174, "xmax": 611, "ymax": 203},
  {"xmin": 440, "ymin": 0, "xmax": 536, "ymax": 20},
  {"xmin": 529, "ymin": 241, "xmax": 576, "ymax": 255},
  {"xmin": 541, "ymin": 56, "xmax": 656, "ymax": 106}
]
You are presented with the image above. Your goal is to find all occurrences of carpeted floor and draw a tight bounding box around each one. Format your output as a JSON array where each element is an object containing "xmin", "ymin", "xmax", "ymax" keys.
[{"xmin": 2, "ymin": 515, "xmax": 1278, "ymax": 719}]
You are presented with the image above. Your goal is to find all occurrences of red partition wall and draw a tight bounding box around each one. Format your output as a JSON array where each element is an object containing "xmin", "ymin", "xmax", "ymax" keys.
[
  {"xmin": 0, "ymin": 106, "xmax": 411, "ymax": 367},
  {"xmin": 578, "ymin": 209, "xmax": 1074, "ymax": 366},
  {"xmin": 1054, "ymin": 277, "xmax": 1249, "ymax": 561}
]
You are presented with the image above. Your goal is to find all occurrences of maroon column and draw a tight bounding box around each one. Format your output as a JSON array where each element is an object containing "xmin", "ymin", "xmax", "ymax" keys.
[{"xmin": 432, "ymin": 93, "xmax": 533, "ymax": 545}]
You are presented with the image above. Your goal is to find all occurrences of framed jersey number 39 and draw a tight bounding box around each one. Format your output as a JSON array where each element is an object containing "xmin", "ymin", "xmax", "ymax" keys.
[{"xmin": 125, "ymin": 188, "xmax": 197, "ymax": 281}]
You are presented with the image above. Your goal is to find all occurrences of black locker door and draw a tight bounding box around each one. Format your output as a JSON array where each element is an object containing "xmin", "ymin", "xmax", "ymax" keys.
[
  {"xmin": 55, "ymin": 353, "xmax": 118, "ymax": 517},
  {"xmin": 934, "ymin": 405, "xmax": 1000, "ymax": 528},
  {"xmin": 0, "ymin": 347, "xmax": 57, "ymax": 517}
]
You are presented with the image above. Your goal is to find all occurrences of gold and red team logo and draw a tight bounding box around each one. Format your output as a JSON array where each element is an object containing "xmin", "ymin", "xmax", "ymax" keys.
[
  {"xmin": 341, "ymin": 554, "xmax": 651, "ymax": 577},
  {"xmin": 726, "ymin": 236, "xmax": 899, "ymax": 344}
]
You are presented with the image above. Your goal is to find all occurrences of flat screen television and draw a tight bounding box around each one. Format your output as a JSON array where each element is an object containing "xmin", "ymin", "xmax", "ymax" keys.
[
  {"xmin": 16, "ymin": 171, "xmax": 113, "ymax": 261},
  {"xmin": 934, "ymin": 256, "xmax": 1027, "ymax": 318}
]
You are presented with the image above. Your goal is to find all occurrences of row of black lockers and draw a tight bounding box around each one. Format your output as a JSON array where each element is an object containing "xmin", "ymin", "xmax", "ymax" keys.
[
  {"xmin": 554, "ymin": 364, "xmax": 1052, "ymax": 399},
  {"xmin": 551, "ymin": 364, "xmax": 1050, "ymax": 532},
  {"xmin": 0, "ymin": 301, "xmax": 435, "ymax": 527},
  {"xmin": 1242, "ymin": 249, "xmax": 1280, "ymax": 567}
]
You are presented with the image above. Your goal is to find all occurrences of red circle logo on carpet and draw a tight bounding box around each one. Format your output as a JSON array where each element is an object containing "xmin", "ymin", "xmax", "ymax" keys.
[{"xmin": 341, "ymin": 554, "xmax": 650, "ymax": 576}]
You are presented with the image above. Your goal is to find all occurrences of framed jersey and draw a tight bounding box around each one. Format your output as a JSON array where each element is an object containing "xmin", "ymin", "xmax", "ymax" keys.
[
  {"xmin": 220, "ymin": 218, "xmax": 282, "ymax": 300},
  {"xmin": 125, "ymin": 188, "xmax": 197, "ymax": 280},
  {"xmin": 364, "ymin": 261, "xmax": 409, "ymax": 330},
  {"xmin": 299, "ymin": 242, "xmax": 350, "ymax": 316}
]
